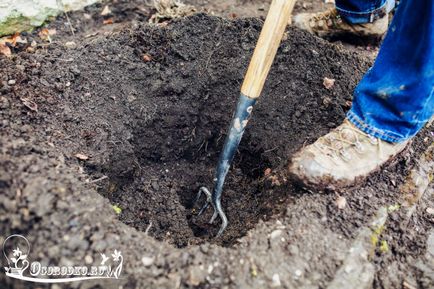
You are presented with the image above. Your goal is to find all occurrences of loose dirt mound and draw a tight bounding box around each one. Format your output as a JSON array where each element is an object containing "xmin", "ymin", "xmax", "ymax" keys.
[{"xmin": 1, "ymin": 14, "xmax": 432, "ymax": 289}]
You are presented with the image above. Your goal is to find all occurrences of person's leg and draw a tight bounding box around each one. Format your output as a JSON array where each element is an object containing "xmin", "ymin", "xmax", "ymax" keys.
[
  {"xmin": 336, "ymin": 0, "xmax": 395, "ymax": 24},
  {"xmin": 347, "ymin": 0, "xmax": 434, "ymax": 143},
  {"xmin": 289, "ymin": 0, "xmax": 433, "ymax": 189},
  {"xmin": 293, "ymin": 0, "xmax": 395, "ymax": 39}
]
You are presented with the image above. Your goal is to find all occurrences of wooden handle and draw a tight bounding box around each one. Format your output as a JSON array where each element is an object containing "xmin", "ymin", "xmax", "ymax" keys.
[{"xmin": 241, "ymin": 0, "xmax": 296, "ymax": 99}]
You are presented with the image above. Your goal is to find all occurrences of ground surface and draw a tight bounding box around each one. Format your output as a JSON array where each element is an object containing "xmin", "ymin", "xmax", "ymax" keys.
[{"xmin": 0, "ymin": 1, "xmax": 433, "ymax": 289}]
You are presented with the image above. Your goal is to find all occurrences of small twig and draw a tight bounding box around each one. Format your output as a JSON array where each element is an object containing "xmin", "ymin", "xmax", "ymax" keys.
[
  {"xmin": 145, "ymin": 222, "xmax": 153, "ymax": 235},
  {"xmin": 264, "ymin": 146, "xmax": 278, "ymax": 153},
  {"xmin": 403, "ymin": 281, "xmax": 417, "ymax": 289},
  {"xmin": 88, "ymin": 175, "xmax": 108, "ymax": 184},
  {"xmin": 64, "ymin": 11, "xmax": 75, "ymax": 35},
  {"xmin": 204, "ymin": 41, "xmax": 221, "ymax": 71},
  {"xmin": 58, "ymin": 58, "xmax": 75, "ymax": 62},
  {"xmin": 56, "ymin": 0, "xmax": 75, "ymax": 35},
  {"xmin": 197, "ymin": 139, "xmax": 206, "ymax": 152}
]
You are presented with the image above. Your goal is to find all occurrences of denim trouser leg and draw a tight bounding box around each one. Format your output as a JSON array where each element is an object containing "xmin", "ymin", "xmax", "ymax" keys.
[
  {"xmin": 347, "ymin": 0, "xmax": 434, "ymax": 143},
  {"xmin": 335, "ymin": 0, "xmax": 395, "ymax": 23}
]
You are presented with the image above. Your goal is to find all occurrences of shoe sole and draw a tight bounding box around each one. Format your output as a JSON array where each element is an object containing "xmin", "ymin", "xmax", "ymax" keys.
[{"xmin": 319, "ymin": 31, "xmax": 384, "ymax": 46}]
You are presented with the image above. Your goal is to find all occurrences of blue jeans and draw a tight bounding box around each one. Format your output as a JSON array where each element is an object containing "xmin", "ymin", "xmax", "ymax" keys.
[
  {"xmin": 345, "ymin": 0, "xmax": 434, "ymax": 143},
  {"xmin": 336, "ymin": 0, "xmax": 396, "ymax": 23}
]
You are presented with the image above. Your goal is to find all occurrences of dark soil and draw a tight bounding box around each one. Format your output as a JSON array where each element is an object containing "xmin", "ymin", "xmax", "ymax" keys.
[
  {"xmin": 0, "ymin": 2, "xmax": 432, "ymax": 289},
  {"xmin": 4, "ymin": 13, "xmax": 370, "ymax": 247}
]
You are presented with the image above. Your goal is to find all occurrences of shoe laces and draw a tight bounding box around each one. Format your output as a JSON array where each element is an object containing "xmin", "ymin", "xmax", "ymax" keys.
[{"xmin": 314, "ymin": 121, "xmax": 382, "ymax": 164}]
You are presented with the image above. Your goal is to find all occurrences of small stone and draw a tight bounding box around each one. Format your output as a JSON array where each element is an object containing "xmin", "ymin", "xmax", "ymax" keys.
[
  {"xmin": 336, "ymin": 196, "xmax": 347, "ymax": 209},
  {"xmin": 272, "ymin": 273, "xmax": 281, "ymax": 287},
  {"xmin": 426, "ymin": 207, "xmax": 434, "ymax": 215},
  {"xmin": 295, "ymin": 269, "xmax": 302, "ymax": 277},
  {"xmin": 270, "ymin": 229, "xmax": 283, "ymax": 239},
  {"xmin": 275, "ymin": 220, "xmax": 285, "ymax": 229},
  {"xmin": 8, "ymin": 79, "xmax": 16, "ymax": 85},
  {"xmin": 101, "ymin": 5, "xmax": 111, "ymax": 16},
  {"xmin": 323, "ymin": 77, "xmax": 336, "ymax": 89},
  {"xmin": 65, "ymin": 41, "xmax": 77, "ymax": 49},
  {"xmin": 127, "ymin": 94, "xmax": 136, "ymax": 102},
  {"xmin": 75, "ymin": 153, "xmax": 89, "ymax": 160},
  {"xmin": 264, "ymin": 168, "xmax": 272, "ymax": 176},
  {"xmin": 141, "ymin": 256, "xmax": 154, "ymax": 267},
  {"xmin": 84, "ymin": 255, "xmax": 93, "ymax": 264},
  {"xmin": 151, "ymin": 181, "xmax": 160, "ymax": 191},
  {"xmin": 142, "ymin": 54, "xmax": 152, "ymax": 62}
]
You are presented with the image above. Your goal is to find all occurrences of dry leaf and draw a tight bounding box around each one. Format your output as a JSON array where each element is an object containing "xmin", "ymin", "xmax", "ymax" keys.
[
  {"xmin": 21, "ymin": 98, "xmax": 38, "ymax": 111},
  {"xmin": 0, "ymin": 43, "xmax": 11, "ymax": 57},
  {"xmin": 336, "ymin": 196, "xmax": 347, "ymax": 209},
  {"xmin": 103, "ymin": 18, "xmax": 114, "ymax": 25},
  {"xmin": 0, "ymin": 32, "xmax": 19, "ymax": 46},
  {"xmin": 84, "ymin": 32, "xmax": 99, "ymax": 38},
  {"xmin": 0, "ymin": 33, "xmax": 28, "ymax": 56},
  {"xmin": 75, "ymin": 153, "xmax": 89, "ymax": 160},
  {"xmin": 157, "ymin": 22, "xmax": 169, "ymax": 28},
  {"xmin": 142, "ymin": 54, "xmax": 152, "ymax": 62},
  {"xmin": 323, "ymin": 97, "xmax": 332, "ymax": 106},
  {"xmin": 269, "ymin": 175, "xmax": 281, "ymax": 186},
  {"xmin": 39, "ymin": 28, "xmax": 56, "ymax": 42},
  {"xmin": 264, "ymin": 168, "xmax": 272, "ymax": 177},
  {"xmin": 15, "ymin": 36, "xmax": 27, "ymax": 44},
  {"xmin": 403, "ymin": 281, "xmax": 417, "ymax": 289},
  {"xmin": 323, "ymin": 77, "xmax": 335, "ymax": 90},
  {"xmin": 101, "ymin": 5, "xmax": 112, "ymax": 16}
]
